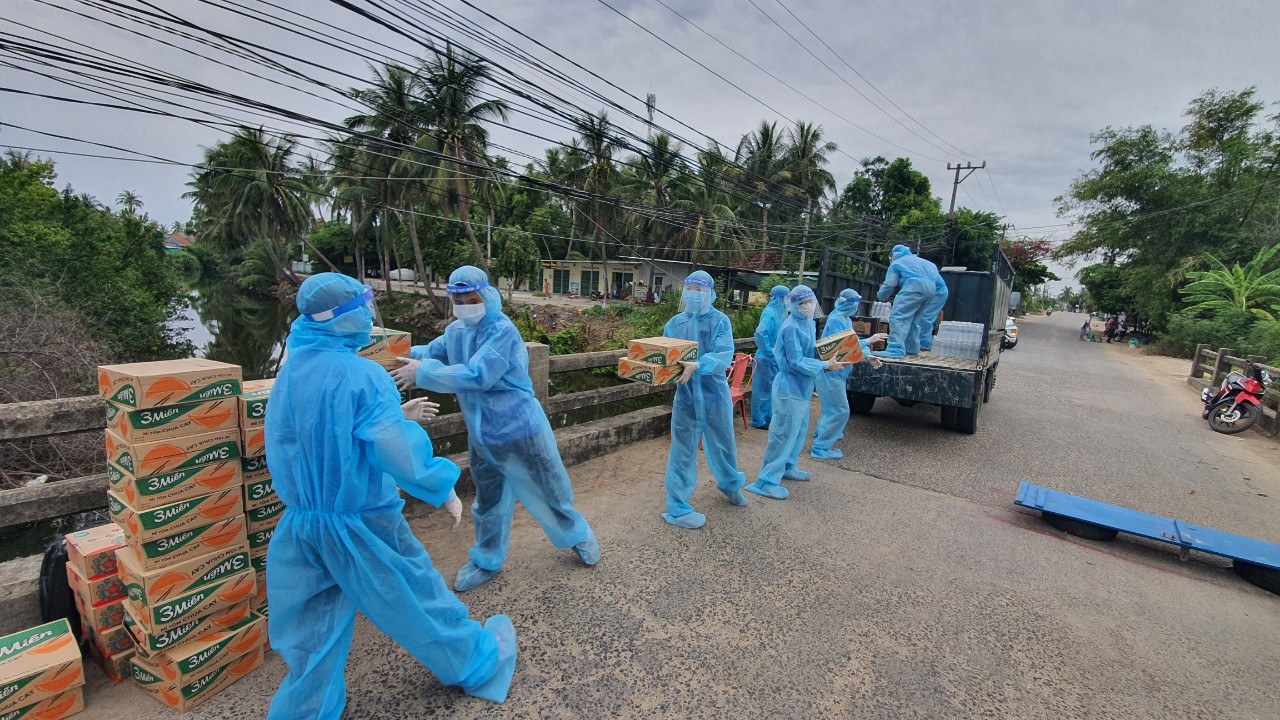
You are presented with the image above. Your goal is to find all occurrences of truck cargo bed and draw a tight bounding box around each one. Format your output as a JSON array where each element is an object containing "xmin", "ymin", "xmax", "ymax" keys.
[{"xmin": 876, "ymin": 354, "xmax": 982, "ymax": 371}]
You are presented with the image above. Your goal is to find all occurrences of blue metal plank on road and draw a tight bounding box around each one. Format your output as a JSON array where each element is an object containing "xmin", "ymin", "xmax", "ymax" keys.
[{"xmin": 1014, "ymin": 481, "xmax": 1280, "ymax": 570}]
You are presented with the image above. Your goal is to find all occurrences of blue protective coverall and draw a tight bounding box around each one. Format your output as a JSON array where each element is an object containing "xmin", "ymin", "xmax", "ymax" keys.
[
  {"xmin": 917, "ymin": 260, "xmax": 949, "ymax": 352},
  {"xmin": 746, "ymin": 287, "xmax": 827, "ymax": 499},
  {"xmin": 875, "ymin": 245, "xmax": 937, "ymax": 359},
  {"xmin": 410, "ymin": 267, "xmax": 595, "ymax": 589},
  {"xmin": 661, "ymin": 272, "xmax": 749, "ymax": 529},
  {"xmin": 750, "ymin": 285, "xmax": 790, "ymax": 428},
  {"xmin": 265, "ymin": 273, "xmax": 515, "ymax": 719},
  {"xmin": 812, "ymin": 292, "xmax": 872, "ymax": 460}
]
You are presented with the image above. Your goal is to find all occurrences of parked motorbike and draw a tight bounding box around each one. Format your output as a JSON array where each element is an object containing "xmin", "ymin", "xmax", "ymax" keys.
[
  {"xmin": 1201, "ymin": 362, "xmax": 1273, "ymax": 434},
  {"xmin": 589, "ymin": 290, "xmax": 605, "ymax": 301}
]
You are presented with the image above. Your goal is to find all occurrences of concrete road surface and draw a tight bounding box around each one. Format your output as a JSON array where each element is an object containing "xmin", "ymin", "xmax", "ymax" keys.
[{"xmin": 81, "ymin": 313, "xmax": 1280, "ymax": 719}]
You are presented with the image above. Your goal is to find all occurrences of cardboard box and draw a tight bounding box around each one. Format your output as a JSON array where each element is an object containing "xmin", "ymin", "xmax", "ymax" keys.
[
  {"xmin": 118, "ymin": 541, "xmax": 250, "ymax": 607},
  {"xmin": 131, "ymin": 612, "xmax": 265, "ymax": 684},
  {"xmin": 852, "ymin": 319, "xmax": 873, "ymax": 336},
  {"xmin": 98, "ymin": 359, "xmax": 241, "ymax": 411},
  {"xmin": 240, "ymin": 425, "xmax": 266, "ymax": 458},
  {"xmin": 617, "ymin": 358, "xmax": 684, "ymax": 386},
  {"xmin": 83, "ymin": 621, "xmax": 132, "ymax": 659},
  {"xmin": 131, "ymin": 645, "xmax": 263, "ymax": 712},
  {"xmin": 246, "ymin": 500, "xmax": 284, "ymax": 534},
  {"xmin": 0, "ymin": 620, "xmax": 85, "ymax": 715},
  {"xmin": 250, "ymin": 555, "xmax": 266, "ymax": 576},
  {"xmin": 123, "ymin": 517, "xmax": 248, "ymax": 572},
  {"xmin": 627, "ymin": 337, "xmax": 698, "ymax": 366},
  {"xmin": 72, "ymin": 591, "xmax": 124, "ymax": 634},
  {"xmin": 105, "ymin": 427, "xmax": 241, "ymax": 479},
  {"xmin": 108, "ymin": 488, "xmax": 242, "ymax": 544},
  {"xmin": 358, "ymin": 327, "xmax": 412, "ymax": 364},
  {"xmin": 816, "ymin": 329, "xmax": 866, "ymax": 364},
  {"xmin": 248, "ymin": 526, "xmax": 274, "ymax": 560},
  {"xmin": 238, "ymin": 379, "xmax": 274, "ymax": 429},
  {"xmin": 242, "ymin": 475, "xmax": 276, "ymax": 511},
  {"xmin": 65, "ymin": 564, "xmax": 124, "ymax": 608},
  {"xmin": 0, "ymin": 689, "xmax": 84, "ymax": 719},
  {"xmin": 104, "ymin": 398, "xmax": 239, "ymax": 443},
  {"xmin": 92, "ymin": 647, "xmax": 132, "ymax": 684},
  {"xmin": 124, "ymin": 571, "xmax": 255, "ymax": 636},
  {"xmin": 240, "ymin": 455, "xmax": 271, "ymax": 486},
  {"xmin": 108, "ymin": 460, "xmax": 242, "ymax": 511},
  {"xmin": 251, "ymin": 571, "xmax": 267, "ymax": 610},
  {"xmin": 124, "ymin": 600, "xmax": 252, "ymax": 658},
  {"xmin": 64, "ymin": 524, "xmax": 125, "ymax": 581}
]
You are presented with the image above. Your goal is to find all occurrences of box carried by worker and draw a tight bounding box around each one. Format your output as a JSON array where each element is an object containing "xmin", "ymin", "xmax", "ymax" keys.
[
  {"xmin": 0, "ymin": 619, "xmax": 85, "ymax": 716},
  {"xmin": 627, "ymin": 337, "xmax": 698, "ymax": 366},
  {"xmin": 816, "ymin": 329, "xmax": 865, "ymax": 364},
  {"xmin": 617, "ymin": 358, "xmax": 684, "ymax": 386},
  {"xmin": 358, "ymin": 327, "xmax": 412, "ymax": 364},
  {"xmin": 98, "ymin": 359, "xmax": 241, "ymax": 410}
]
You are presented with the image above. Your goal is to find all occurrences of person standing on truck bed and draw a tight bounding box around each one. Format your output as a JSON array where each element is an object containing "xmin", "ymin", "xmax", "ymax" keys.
[
  {"xmin": 916, "ymin": 255, "xmax": 949, "ymax": 355},
  {"xmin": 874, "ymin": 245, "xmax": 938, "ymax": 360}
]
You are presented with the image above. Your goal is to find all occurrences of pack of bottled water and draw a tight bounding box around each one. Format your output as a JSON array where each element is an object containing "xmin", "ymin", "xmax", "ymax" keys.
[
  {"xmin": 870, "ymin": 301, "xmax": 892, "ymax": 319},
  {"xmin": 932, "ymin": 321, "xmax": 984, "ymax": 360}
]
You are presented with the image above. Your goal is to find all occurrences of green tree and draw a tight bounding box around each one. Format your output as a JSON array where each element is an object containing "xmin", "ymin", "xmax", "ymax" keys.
[
  {"xmin": 734, "ymin": 120, "xmax": 795, "ymax": 251},
  {"xmin": 1179, "ymin": 243, "xmax": 1280, "ymax": 320},
  {"xmin": 116, "ymin": 190, "xmax": 142, "ymax": 216}
]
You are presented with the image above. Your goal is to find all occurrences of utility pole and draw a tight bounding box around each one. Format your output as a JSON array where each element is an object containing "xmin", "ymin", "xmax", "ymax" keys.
[
  {"xmin": 945, "ymin": 161, "xmax": 985, "ymax": 265},
  {"xmin": 798, "ymin": 197, "xmax": 811, "ymax": 285}
]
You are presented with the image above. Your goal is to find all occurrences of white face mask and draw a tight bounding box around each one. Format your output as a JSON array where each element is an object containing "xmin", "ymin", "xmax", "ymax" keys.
[
  {"xmin": 797, "ymin": 301, "xmax": 816, "ymax": 318},
  {"xmin": 453, "ymin": 303, "xmax": 486, "ymax": 324}
]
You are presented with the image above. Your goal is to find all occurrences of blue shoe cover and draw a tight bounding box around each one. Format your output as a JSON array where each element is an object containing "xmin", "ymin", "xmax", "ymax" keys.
[
  {"xmin": 721, "ymin": 489, "xmax": 749, "ymax": 506},
  {"xmin": 464, "ymin": 615, "xmax": 517, "ymax": 703},
  {"xmin": 662, "ymin": 511, "xmax": 707, "ymax": 529},
  {"xmin": 872, "ymin": 349, "xmax": 904, "ymax": 359},
  {"xmin": 744, "ymin": 481, "xmax": 789, "ymax": 500},
  {"xmin": 810, "ymin": 448, "xmax": 842, "ymax": 460},
  {"xmin": 573, "ymin": 532, "xmax": 600, "ymax": 566},
  {"xmin": 455, "ymin": 561, "xmax": 499, "ymax": 593},
  {"xmin": 782, "ymin": 468, "xmax": 812, "ymax": 482}
]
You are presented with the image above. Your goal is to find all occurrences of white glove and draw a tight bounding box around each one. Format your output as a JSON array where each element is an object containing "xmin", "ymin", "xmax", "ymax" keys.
[
  {"xmin": 392, "ymin": 357, "xmax": 420, "ymax": 392},
  {"xmin": 867, "ymin": 356, "xmax": 883, "ymax": 369},
  {"xmin": 868, "ymin": 333, "xmax": 888, "ymax": 344},
  {"xmin": 401, "ymin": 397, "xmax": 440, "ymax": 423},
  {"xmin": 442, "ymin": 489, "xmax": 463, "ymax": 529},
  {"xmin": 677, "ymin": 360, "xmax": 698, "ymax": 384},
  {"xmin": 824, "ymin": 359, "xmax": 850, "ymax": 372}
]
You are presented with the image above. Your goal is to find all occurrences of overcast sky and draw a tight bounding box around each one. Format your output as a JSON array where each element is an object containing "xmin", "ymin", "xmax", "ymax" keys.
[{"xmin": 5, "ymin": 1, "xmax": 1280, "ymax": 289}]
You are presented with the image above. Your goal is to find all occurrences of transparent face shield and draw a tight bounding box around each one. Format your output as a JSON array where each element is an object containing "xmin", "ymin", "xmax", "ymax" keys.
[
  {"xmin": 447, "ymin": 279, "xmax": 489, "ymax": 325},
  {"xmin": 678, "ymin": 276, "xmax": 714, "ymax": 315},
  {"xmin": 834, "ymin": 292, "xmax": 862, "ymax": 317},
  {"xmin": 787, "ymin": 287, "xmax": 824, "ymax": 320},
  {"xmin": 303, "ymin": 284, "xmax": 383, "ymax": 333}
]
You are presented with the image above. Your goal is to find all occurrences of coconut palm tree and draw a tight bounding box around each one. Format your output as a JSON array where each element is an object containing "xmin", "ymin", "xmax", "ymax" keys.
[
  {"xmin": 116, "ymin": 190, "xmax": 143, "ymax": 216},
  {"xmin": 672, "ymin": 144, "xmax": 739, "ymax": 263},
  {"xmin": 619, "ymin": 133, "xmax": 688, "ymax": 258},
  {"xmin": 734, "ymin": 121, "xmax": 795, "ymax": 252}
]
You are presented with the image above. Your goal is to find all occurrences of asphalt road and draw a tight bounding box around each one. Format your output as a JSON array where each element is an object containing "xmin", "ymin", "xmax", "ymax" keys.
[{"xmin": 81, "ymin": 312, "xmax": 1280, "ymax": 719}]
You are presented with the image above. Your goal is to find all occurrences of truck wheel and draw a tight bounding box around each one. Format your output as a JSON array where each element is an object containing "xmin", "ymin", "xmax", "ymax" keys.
[
  {"xmin": 849, "ymin": 392, "xmax": 876, "ymax": 415},
  {"xmin": 1233, "ymin": 560, "xmax": 1280, "ymax": 595},
  {"xmin": 1042, "ymin": 512, "xmax": 1118, "ymax": 541},
  {"xmin": 940, "ymin": 405, "xmax": 957, "ymax": 429},
  {"xmin": 982, "ymin": 366, "xmax": 996, "ymax": 403},
  {"xmin": 955, "ymin": 401, "xmax": 980, "ymax": 434}
]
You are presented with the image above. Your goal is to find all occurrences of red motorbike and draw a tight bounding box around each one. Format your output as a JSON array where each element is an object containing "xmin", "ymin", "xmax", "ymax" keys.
[{"xmin": 1201, "ymin": 362, "xmax": 1273, "ymax": 434}]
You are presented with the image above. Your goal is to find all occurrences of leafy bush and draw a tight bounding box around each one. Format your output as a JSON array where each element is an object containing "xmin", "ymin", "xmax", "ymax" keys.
[{"xmin": 1159, "ymin": 309, "xmax": 1260, "ymax": 358}]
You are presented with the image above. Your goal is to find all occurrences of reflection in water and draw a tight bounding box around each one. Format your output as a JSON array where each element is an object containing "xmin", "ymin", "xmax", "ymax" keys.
[{"xmin": 176, "ymin": 280, "xmax": 294, "ymax": 379}]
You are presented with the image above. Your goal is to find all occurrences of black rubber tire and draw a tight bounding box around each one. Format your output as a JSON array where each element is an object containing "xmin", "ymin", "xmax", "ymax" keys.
[
  {"xmin": 954, "ymin": 400, "xmax": 980, "ymax": 434},
  {"xmin": 1233, "ymin": 560, "xmax": 1280, "ymax": 595},
  {"xmin": 1208, "ymin": 402, "xmax": 1261, "ymax": 434},
  {"xmin": 1042, "ymin": 512, "xmax": 1118, "ymax": 541},
  {"xmin": 940, "ymin": 405, "xmax": 957, "ymax": 429},
  {"xmin": 849, "ymin": 392, "xmax": 877, "ymax": 416}
]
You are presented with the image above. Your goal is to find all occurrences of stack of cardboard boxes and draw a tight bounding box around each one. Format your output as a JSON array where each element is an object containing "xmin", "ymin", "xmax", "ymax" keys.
[
  {"xmin": 97, "ymin": 359, "xmax": 268, "ymax": 711},
  {"xmin": 0, "ymin": 619, "xmax": 87, "ymax": 719},
  {"xmin": 238, "ymin": 379, "xmax": 281, "ymax": 615},
  {"xmin": 617, "ymin": 337, "xmax": 699, "ymax": 386},
  {"xmin": 64, "ymin": 525, "xmax": 132, "ymax": 683}
]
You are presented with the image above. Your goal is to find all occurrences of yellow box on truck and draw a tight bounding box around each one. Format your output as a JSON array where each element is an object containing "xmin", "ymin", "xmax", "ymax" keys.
[{"xmin": 98, "ymin": 359, "xmax": 241, "ymax": 410}]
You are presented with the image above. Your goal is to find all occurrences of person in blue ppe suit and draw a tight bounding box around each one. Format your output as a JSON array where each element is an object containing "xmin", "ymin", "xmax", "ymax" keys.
[
  {"xmin": 917, "ymin": 258, "xmax": 949, "ymax": 353},
  {"xmin": 745, "ymin": 286, "xmax": 852, "ymax": 500},
  {"xmin": 393, "ymin": 266, "xmax": 599, "ymax": 592},
  {"xmin": 875, "ymin": 244, "xmax": 938, "ymax": 359},
  {"xmin": 750, "ymin": 285, "xmax": 790, "ymax": 428},
  {"xmin": 265, "ymin": 273, "xmax": 516, "ymax": 719},
  {"xmin": 811, "ymin": 290, "xmax": 885, "ymax": 460},
  {"xmin": 660, "ymin": 271, "xmax": 750, "ymax": 529}
]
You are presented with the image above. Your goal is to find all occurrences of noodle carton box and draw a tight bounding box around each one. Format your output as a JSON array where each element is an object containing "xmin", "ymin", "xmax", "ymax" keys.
[
  {"xmin": 130, "ymin": 612, "xmax": 265, "ymax": 685},
  {"xmin": 816, "ymin": 329, "xmax": 865, "ymax": 364},
  {"xmin": 118, "ymin": 541, "xmax": 251, "ymax": 607},
  {"xmin": 71, "ymin": 591, "xmax": 125, "ymax": 639},
  {"xmin": 123, "ymin": 517, "xmax": 248, "ymax": 572},
  {"xmin": 105, "ymin": 427, "xmax": 241, "ymax": 480},
  {"xmin": 108, "ymin": 488, "xmax": 242, "ymax": 544},
  {"xmin": 627, "ymin": 337, "xmax": 698, "ymax": 366},
  {"xmin": 238, "ymin": 379, "xmax": 274, "ymax": 430},
  {"xmin": 242, "ymin": 475, "xmax": 277, "ymax": 511},
  {"xmin": 123, "ymin": 571, "xmax": 256, "ymax": 636},
  {"xmin": 93, "ymin": 647, "xmax": 133, "ymax": 684},
  {"xmin": 124, "ymin": 600, "xmax": 252, "ymax": 659},
  {"xmin": 853, "ymin": 319, "xmax": 873, "ymax": 336},
  {"xmin": 246, "ymin": 500, "xmax": 285, "ymax": 534},
  {"xmin": 64, "ymin": 524, "xmax": 125, "ymax": 581},
  {"xmin": 82, "ymin": 621, "xmax": 131, "ymax": 659},
  {"xmin": 108, "ymin": 460, "xmax": 243, "ymax": 512},
  {"xmin": 131, "ymin": 645, "xmax": 264, "ymax": 712},
  {"xmin": 0, "ymin": 619, "xmax": 85, "ymax": 715},
  {"xmin": 248, "ymin": 526, "xmax": 275, "ymax": 561},
  {"xmin": 617, "ymin": 358, "xmax": 684, "ymax": 386},
  {"xmin": 358, "ymin": 327, "xmax": 412, "ymax": 364},
  {"xmin": 64, "ymin": 563, "xmax": 124, "ymax": 608},
  {"xmin": 241, "ymin": 426, "xmax": 266, "ymax": 458},
  {"xmin": 98, "ymin": 359, "xmax": 241, "ymax": 411},
  {"xmin": 240, "ymin": 455, "xmax": 271, "ymax": 485},
  {"xmin": 104, "ymin": 398, "xmax": 240, "ymax": 444},
  {"xmin": 1, "ymin": 689, "xmax": 84, "ymax": 720}
]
